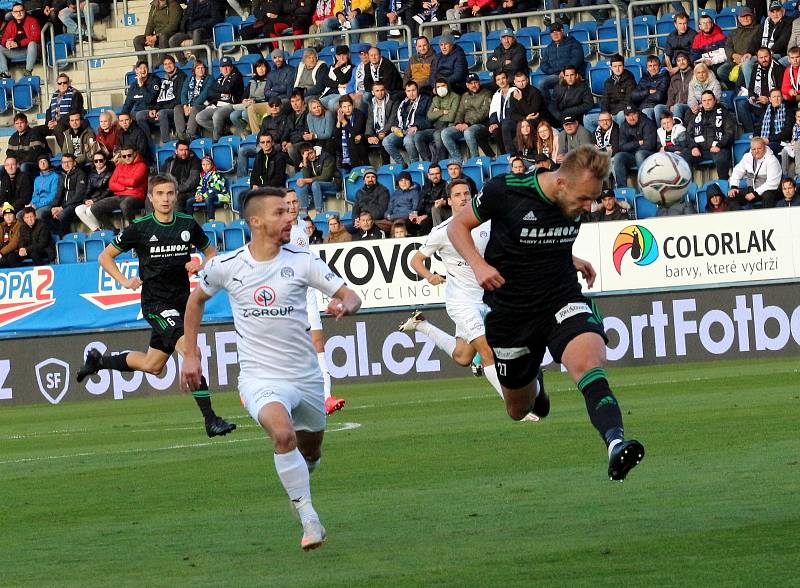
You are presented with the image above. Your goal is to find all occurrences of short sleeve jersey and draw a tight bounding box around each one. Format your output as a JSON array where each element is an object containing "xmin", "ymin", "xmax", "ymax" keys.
[
  {"xmin": 472, "ymin": 171, "xmax": 582, "ymax": 314},
  {"xmin": 199, "ymin": 244, "xmax": 345, "ymax": 380},
  {"xmin": 290, "ymin": 217, "xmax": 309, "ymax": 251},
  {"xmin": 418, "ymin": 216, "xmax": 490, "ymax": 303},
  {"xmin": 112, "ymin": 212, "xmax": 210, "ymax": 312}
]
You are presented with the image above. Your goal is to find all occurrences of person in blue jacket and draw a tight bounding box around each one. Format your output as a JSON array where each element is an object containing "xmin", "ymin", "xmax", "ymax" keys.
[
  {"xmin": 382, "ymin": 81, "xmax": 432, "ymax": 165},
  {"xmin": 611, "ymin": 106, "xmax": 657, "ymax": 188},
  {"xmin": 631, "ymin": 55, "xmax": 670, "ymax": 123},
  {"xmin": 378, "ymin": 170, "xmax": 420, "ymax": 233},
  {"xmin": 538, "ymin": 22, "xmax": 585, "ymax": 99},
  {"xmin": 265, "ymin": 49, "xmax": 297, "ymax": 102},
  {"xmin": 175, "ymin": 60, "xmax": 212, "ymax": 141},
  {"xmin": 123, "ymin": 61, "xmax": 163, "ymax": 138},
  {"xmin": 30, "ymin": 155, "xmax": 61, "ymax": 222},
  {"xmin": 427, "ymin": 34, "xmax": 468, "ymax": 93}
]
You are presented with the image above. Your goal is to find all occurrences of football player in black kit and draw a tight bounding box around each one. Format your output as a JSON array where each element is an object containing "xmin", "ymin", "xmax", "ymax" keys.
[
  {"xmin": 77, "ymin": 173, "xmax": 236, "ymax": 438},
  {"xmin": 447, "ymin": 146, "xmax": 644, "ymax": 481}
]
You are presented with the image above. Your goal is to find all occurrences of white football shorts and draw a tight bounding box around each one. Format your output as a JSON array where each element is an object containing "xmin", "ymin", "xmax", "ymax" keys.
[
  {"xmin": 239, "ymin": 376, "xmax": 326, "ymax": 432},
  {"xmin": 306, "ymin": 288, "xmax": 322, "ymax": 331},
  {"xmin": 447, "ymin": 299, "xmax": 489, "ymax": 343}
]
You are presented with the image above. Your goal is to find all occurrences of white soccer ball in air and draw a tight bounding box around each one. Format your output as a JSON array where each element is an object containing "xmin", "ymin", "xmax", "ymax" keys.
[{"xmin": 637, "ymin": 151, "xmax": 692, "ymax": 207}]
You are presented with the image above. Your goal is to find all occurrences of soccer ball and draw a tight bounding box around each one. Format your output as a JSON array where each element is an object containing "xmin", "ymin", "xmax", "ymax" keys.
[{"xmin": 637, "ymin": 152, "xmax": 692, "ymax": 207}]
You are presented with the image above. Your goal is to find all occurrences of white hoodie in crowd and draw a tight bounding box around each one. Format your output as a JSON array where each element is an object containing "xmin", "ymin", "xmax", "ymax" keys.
[{"xmin": 729, "ymin": 145, "xmax": 783, "ymax": 195}]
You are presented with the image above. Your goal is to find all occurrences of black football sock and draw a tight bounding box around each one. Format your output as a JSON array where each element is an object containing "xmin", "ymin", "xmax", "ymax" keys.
[
  {"xmin": 577, "ymin": 368, "xmax": 624, "ymax": 446},
  {"xmin": 192, "ymin": 376, "xmax": 217, "ymax": 422},
  {"xmin": 99, "ymin": 352, "xmax": 134, "ymax": 372}
]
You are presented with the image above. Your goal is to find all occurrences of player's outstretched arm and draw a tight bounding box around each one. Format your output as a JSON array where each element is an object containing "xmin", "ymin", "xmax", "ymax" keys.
[
  {"xmin": 573, "ymin": 255, "xmax": 596, "ymax": 289},
  {"xmin": 98, "ymin": 244, "xmax": 142, "ymax": 290},
  {"xmin": 180, "ymin": 287, "xmax": 213, "ymax": 392},
  {"xmin": 447, "ymin": 206, "xmax": 505, "ymax": 291},
  {"xmin": 410, "ymin": 251, "xmax": 445, "ymax": 285},
  {"xmin": 326, "ymin": 285, "xmax": 362, "ymax": 320}
]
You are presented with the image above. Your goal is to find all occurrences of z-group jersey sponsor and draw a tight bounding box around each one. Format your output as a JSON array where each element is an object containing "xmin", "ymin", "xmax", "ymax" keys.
[
  {"xmin": 199, "ymin": 244, "xmax": 344, "ymax": 381},
  {"xmin": 418, "ymin": 217, "xmax": 490, "ymax": 303}
]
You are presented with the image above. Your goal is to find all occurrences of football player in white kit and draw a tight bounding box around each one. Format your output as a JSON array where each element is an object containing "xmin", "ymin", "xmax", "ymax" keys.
[
  {"xmin": 284, "ymin": 189, "xmax": 346, "ymax": 415},
  {"xmin": 181, "ymin": 187, "xmax": 361, "ymax": 551},
  {"xmin": 401, "ymin": 179, "xmax": 544, "ymax": 421}
]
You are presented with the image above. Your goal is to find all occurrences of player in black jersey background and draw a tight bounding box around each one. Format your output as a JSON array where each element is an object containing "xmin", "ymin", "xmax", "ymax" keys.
[
  {"xmin": 448, "ymin": 146, "xmax": 645, "ymax": 481},
  {"xmin": 76, "ymin": 173, "xmax": 236, "ymax": 438}
]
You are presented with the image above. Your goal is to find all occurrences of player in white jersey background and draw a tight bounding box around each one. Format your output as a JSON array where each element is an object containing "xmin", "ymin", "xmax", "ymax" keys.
[
  {"xmin": 284, "ymin": 189, "xmax": 346, "ymax": 415},
  {"xmin": 402, "ymin": 179, "xmax": 545, "ymax": 422},
  {"xmin": 181, "ymin": 187, "xmax": 361, "ymax": 551}
]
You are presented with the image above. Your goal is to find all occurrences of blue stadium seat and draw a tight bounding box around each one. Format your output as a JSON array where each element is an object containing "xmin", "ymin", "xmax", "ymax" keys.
[
  {"xmin": 634, "ymin": 195, "xmax": 658, "ymax": 219},
  {"xmin": 377, "ymin": 40, "xmax": 400, "ymax": 60},
  {"xmin": 56, "ymin": 240, "xmax": 80, "ymax": 264},
  {"xmin": 613, "ymin": 187, "xmax": 636, "ymax": 208},
  {"xmin": 716, "ymin": 8, "xmax": 738, "ymax": 31},
  {"xmin": 91, "ymin": 229, "xmax": 116, "ymax": 244},
  {"xmin": 377, "ymin": 163, "xmax": 403, "ymax": 175},
  {"xmin": 377, "ymin": 171, "xmax": 395, "ymax": 191},
  {"xmin": 190, "ymin": 138, "xmax": 213, "ymax": 159},
  {"xmin": 12, "ymin": 76, "xmax": 40, "ymax": 112},
  {"xmin": 466, "ymin": 155, "xmax": 492, "ymax": 177},
  {"xmin": 62, "ymin": 231, "xmax": 88, "ymax": 244},
  {"xmin": 84, "ymin": 238, "xmax": 105, "ymax": 262},
  {"xmin": 597, "ymin": 24, "xmax": 623, "ymax": 57},
  {"xmin": 214, "ymin": 23, "xmax": 237, "ymax": 53},
  {"xmin": 211, "ymin": 143, "xmax": 235, "ymax": 173},
  {"xmin": 223, "ymin": 227, "xmax": 246, "ymax": 251},
  {"xmin": 286, "ymin": 171, "xmax": 302, "ymax": 194},
  {"xmin": 230, "ymin": 178, "xmax": 250, "ymax": 212},
  {"xmin": 588, "ymin": 62, "xmax": 611, "ymax": 97},
  {"xmin": 733, "ymin": 139, "xmax": 751, "ymax": 163},
  {"xmin": 202, "ymin": 221, "xmax": 226, "ymax": 242},
  {"xmin": 228, "ymin": 218, "xmax": 251, "ymax": 239},
  {"xmin": 156, "ymin": 143, "xmax": 176, "ymax": 171},
  {"xmin": 489, "ymin": 160, "xmax": 511, "ymax": 178},
  {"xmin": 461, "ymin": 164, "xmax": 484, "ymax": 190}
]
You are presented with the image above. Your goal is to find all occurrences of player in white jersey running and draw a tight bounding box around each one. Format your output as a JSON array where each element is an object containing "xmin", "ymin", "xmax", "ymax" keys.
[
  {"xmin": 181, "ymin": 187, "xmax": 361, "ymax": 551},
  {"xmin": 285, "ymin": 189, "xmax": 346, "ymax": 415},
  {"xmin": 401, "ymin": 179, "xmax": 546, "ymax": 421}
]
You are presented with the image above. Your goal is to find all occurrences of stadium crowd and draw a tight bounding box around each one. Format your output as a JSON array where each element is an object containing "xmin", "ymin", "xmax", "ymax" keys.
[{"xmin": 0, "ymin": 0, "xmax": 799, "ymax": 266}]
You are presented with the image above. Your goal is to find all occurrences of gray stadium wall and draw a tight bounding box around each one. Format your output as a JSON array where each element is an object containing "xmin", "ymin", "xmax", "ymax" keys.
[{"xmin": 2, "ymin": 282, "xmax": 800, "ymax": 405}]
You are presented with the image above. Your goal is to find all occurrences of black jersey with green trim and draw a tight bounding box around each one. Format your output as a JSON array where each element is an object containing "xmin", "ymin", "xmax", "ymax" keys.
[
  {"xmin": 472, "ymin": 170, "xmax": 582, "ymax": 313},
  {"xmin": 112, "ymin": 212, "xmax": 210, "ymax": 311}
]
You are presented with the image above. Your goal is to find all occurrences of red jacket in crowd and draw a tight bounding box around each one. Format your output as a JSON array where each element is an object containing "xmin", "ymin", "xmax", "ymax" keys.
[
  {"xmin": 1, "ymin": 15, "xmax": 41, "ymax": 48},
  {"xmin": 109, "ymin": 156, "xmax": 148, "ymax": 200}
]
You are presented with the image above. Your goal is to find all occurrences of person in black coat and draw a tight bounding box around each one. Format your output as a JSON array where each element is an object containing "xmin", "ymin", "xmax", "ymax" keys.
[
  {"xmin": 486, "ymin": 29, "xmax": 529, "ymax": 80},
  {"xmin": 630, "ymin": 55, "xmax": 670, "ymax": 122},
  {"xmin": 611, "ymin": 106, "xmax": 657, "ymax": 187},
  {"xmin": 249, "ymin": 131, "xmax": 289, "ymax": 188},
  {"xmin": 333, "ymin": 95, "xmax": 369, "ymax": 168},
  {"xmin": 502, "ymin": 71, "xmax": 555, "ymax": 154},
  {"xmin": 116, "ymin": 112, "xmax": 151, "ymax": 164},
  {"xmin": 195, "ymin": 57, "xmax": 245, "ymax": 140},
  {"xmin": 664, "ymin": 13, "xmax": 697, "ymax": 75},
  {"xmin": 168, "ymin": 0, "xmax": 225, "ymax": 60},
  {"xmin": 0, "ymin": 157, "xmax": 33, "ymax": 213},
  {"xmin": 16, "ymin": 206, "xmax": 54, "ymax": 266},
  {"xmin": 50, "ymin": 153, "xmax": 88, "ymax": 236},
  {"xmin": 551, "ymin": 65, "xmax": 594, "ymax": 123},
  {"xmin": 602, "ymin": 54, "xmax": 637, "ymax": 124},
  {"xmin": 363, "ymin": 46, "xmax": 403, "ymax": 97},
  {"xmin": 163, "ymin": 141, "xmax": 202, "ymax": 208}
]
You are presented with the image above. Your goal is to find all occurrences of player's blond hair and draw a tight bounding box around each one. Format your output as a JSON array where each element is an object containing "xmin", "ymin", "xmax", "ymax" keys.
[{"xmin": 558, "ymin": 145, "xmax": 610, "ymax": 181}]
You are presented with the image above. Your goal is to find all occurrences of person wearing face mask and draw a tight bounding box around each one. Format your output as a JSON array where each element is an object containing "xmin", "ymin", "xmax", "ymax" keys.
[{"xmin": 413, "ymin": 78, "xmax": 460, "ymax": 162}]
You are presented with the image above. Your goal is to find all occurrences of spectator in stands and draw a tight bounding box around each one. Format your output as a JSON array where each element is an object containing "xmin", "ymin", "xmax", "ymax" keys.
[
  {"xmin": 0, "ymin": 156, "xmax": 32, "ymax": 213},
  {"xmin": 440, "ymin": 73, "xmax": 493, "ymax": 161},
  {"xmin": 354, "ymin": 210, "xmax": 384, "ymax": 239},
  {"xmin": 690, "ymin": 13, "xmax": 727, "ymax": 73},
  {"xmin": 379, "ymin": 170, "xmax": 419, "ymax": 233},
  {"xmin": 781, "ymin": 45, "xmax": 800, "ymax": 110},
  {"xmin": 30, "ymin": 155, "xmax": 59, "ymax": 221},
  {"xmin": 511, "ymin": 119, "xmax": 535, "ymax": 165},
  {"xmin": 145, "ymin": 54, "xmax": 187, "ymax": 144},
  {"xmin": 375, "ymin": 0, "xmax": 410, "ymax": 42},
  {"xmin": 408, "ymin": 0, "xmax": 440, "ymax": 34},
  {"xmin": 556, "ymin": 115, "xmax": 593, "ymax": 163},
  {"xmin": 445, "ymin": 160, "xmax": 477, "ymax": 195},
  {"xmin": 601, "ymin": 55, "xmax": 636, "ymax": 126},
  {"xmin": 304, "ymin": 215, "xmax": 324, "ymax": 243},
  {"xmin": 7, "ymin": 113, "xmax": 48, "ymax": 175},
  {"xmin": 657, "ymin": 111, "xmax": 689, "ymax": 155},
  {"xmin": 9, "ymin": 206, "xmax": 53, "ymax": 266},
  {"xmin": 333, "ymin": 95, "xmax": 369, "ymax": 168},
  {"xmin": 239, "ymin": 0, "xmax": 292, "ymax": 53},
  {"xmin": 664, "ymin": 14, "xmax": 696, "ymax": 76},
  {"xmin": 123, "ymin": 61, "xmax": 162, "ymax": 138},
  {"xmin": 611, "ymin": 106, "xmax": 657, "ymax": 188},
  {"xmin": 365, "ymin": 81, "xmax": 398, "ymax": 163},
  {"xmin": 296, "ymin": 143, "xmax": 338, "ymax": 212},
  {"xmin": 728, "ymin": 136, "xmax": 782, "ymax": 208},
  {"xmin": 328, "ymin": 0, "xmax": 375, "ymax": 40},
  {"xmin": 96, "ymin": 145, "xmax": 148, "ymax": 225},
  {"xmin": 740, "ymin": 46, "xmax": 785, "ymax": 134},
  {"xmin": 417, "ymin": 163, "xmax": 448, "ymax": 229},
  {"xmin": 488, "ymin": 70, "xmax": 512, "ymax": 155},
  {"xmin": 308, "ymin": 0, "xmax": 336, "ymax": 41},
  {"xmin": 382, "ymin": 80, "xmax": 432, "ymax": 165},
  {"xmin": 762, "ymin": 1, "xmax": 792, "ymax": 61},
  {"xmin": 175, "ymin": 60, "xmax": 211, "ymax": 141},
  {"xmin": 351, "ymin": 168, "xmax": 389, "ymax": 224},
  {"xmin": 282, "ymin": 0, "xmax": 314, "ymax": 50},
  {"xmin": 588, "ymin": 189, "xmax": 631, "ymax": 222},
  {"xmin": 509, "ymin": 156, "xmax": 526, "ymax": 173},
  {"xmin": 486, "ymin": 28, "xmax": 528, "ymax": 81},
  {"xmin": 758, "ymin": 88, "xmax": 791, "ymax": 154},
  {"xmin": 95, "ymin": 110, "xmax": 119, "ymax": 157},
  {"xmin": 257, "ymin": 97, "xmax": 290, "ymax": 154},
  {"xmin": 229, "ymin": 59, "xmax": 270, "ymax": 135},
  {"xmin": 187, "ymin": 156, "xmax": 229, "ymax": 218},
  {"xmin": 428, "ymin": 34, "xmax": 468, "ymax": 92},
  {"xmin": 49, "ymin": 152, "xmax": 87, "ymax": 236},
  {"xmin": 0, "ymin": 4, "xmax": 40, "ymax": 78},
  {"xmin": 0, "ymin": 204, "xmax": 21, "ymax": 266},
  {"xmin": 196, "ymin": 56, "xmax": 244, "ymax": 140},
  {"xmin": 538, "ymin": 22, "xmax": 585, "ymax": 98},
  {"xmin": 133, "ymin": 0, "xmax": 182, "ymax": 53},
  {"xmin": 666, "ymin": 51, "xmax": 692, "ymax": 124},
  {"xmin": 249, "ymin": 131, "xmax": 289, "ymax": 188},
  {"xmin": 320, "ymin": 45, "xmax": 354, "ymax": 111},
  {"xmin": 403, "ymin": 36, "xmax": 436, "ymax": 93},
  {"xmin": 775, "ymin": 177, "xmax": 797, "ymax": 207},
  {"xmin": 163, "ymin": 140, "xmax": 201, "ymax": 209},
  {"xmin": 285, "ymin": 90, "xmax": 310, "ymax": 164},
  {"xmin": 414, "ymin": 78, "xmax": 459, "ymax": 162},
  {"xmin": 75, "ymin": 151, "xmax": 114, "ymax": 231},
  {"xmin": 789, "ymin": 9, "xmax": 800, "ymax": 55},
  {"xmin": 718, "ymin": 7, "xmax": 760, "ymax": 88},
  {"xmin": 293, "ymin": 48, "xmax": 330, "ymax": 100},
  {"xmin": 390, "ymin": 219, "xmax": 408, "ymax": 238},
  {"xmin": 346, "ymin": 45, "xmax": 370, "ymax": 108},
  {"xmin": 365, "ymin": 46, "xmax": 403, "ymax": 96},
  {"xmin": 593, "ymin": 111, "xmax": 619, "ymax": 156},
  {"xmin": 265, "ymin": 49, "xmax": 296, "ymax": 104},
  {"xmin": 687, "ymin": 90, "xmax": 735, "ymax": 180},
  {"xmin": 59, "ymin": 112, "xmax": 94, "ymax": 166},
  {"xmin": 780, "ymin": 108, "xmax": 800, "ymax": 176},
  {"xmin": 551, "ymin": 64, "xmax": 593, "ymax": 125},
  {"xmin": 535, "ymin": 120, "xmax": 558, "ymax": 165},
  {"xmin": 303, "ymin": 97, "xmax": 336, "ymax": 152},
  {"xmin": 687, "ymin": 62, "xmax": 722, "ymax": 117},
  {"xmin": 116, "ymin": 112, "xmax": 150, "ymax": 164},
  {"xmin": 169, "ymin": 0, "xmax": 224, "ymax": 63},
  {"xmin": 324, "ymin": 214, "xmax": 352, "ymax": 243},
  {"xmin": 704, "ymin": 182, "xmax": 731, "ymax": 212},
  {"xmin": 631, "ymin": 55, "xmax": 669, "ymax": 123},
  {"xmin": 503, "ymin": 70, "xmax": 554, "ymax": 153}
]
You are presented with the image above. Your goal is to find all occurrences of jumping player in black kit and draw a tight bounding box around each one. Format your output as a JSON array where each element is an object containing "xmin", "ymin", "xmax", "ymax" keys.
[
  {"xmin": 448, "ymin": 146, "xmax": 644, "ymax": 481},
  {"xmin": 76, "ymin": 173, "xmax": 236, "ymax": 438}
]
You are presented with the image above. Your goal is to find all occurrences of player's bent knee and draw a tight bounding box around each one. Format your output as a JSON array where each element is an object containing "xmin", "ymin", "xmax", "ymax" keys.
[{"xmin": 269, "ymin": 428, "xmax": 297, "ymax": 452}]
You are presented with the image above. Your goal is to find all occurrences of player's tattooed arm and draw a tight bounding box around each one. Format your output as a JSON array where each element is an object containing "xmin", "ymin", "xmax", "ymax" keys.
[{"xmin": 573, "ymin": 255, "xmax": 596, "ymax": 289}]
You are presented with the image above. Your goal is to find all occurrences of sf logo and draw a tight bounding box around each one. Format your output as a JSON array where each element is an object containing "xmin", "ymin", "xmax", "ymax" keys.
[{"xmin": 253, "ymin": 285, "xmax": 277, "ymax": 307}]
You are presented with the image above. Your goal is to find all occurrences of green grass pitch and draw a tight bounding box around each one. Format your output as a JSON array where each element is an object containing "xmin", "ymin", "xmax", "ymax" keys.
[{"xmin": 2, "ymin": 357, "xmax": 798, "ymax": 587}]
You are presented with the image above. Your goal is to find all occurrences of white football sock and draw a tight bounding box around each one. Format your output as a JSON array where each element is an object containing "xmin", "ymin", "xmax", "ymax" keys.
[
  {"xmin": 415, "ymin": 320, "xmax": 457, "ymax": 358},
  {"xmin": 274, "ymin": 449, "xmax": 317, "ymax": 524},
  {"xmin": 482, "ymin": 364, "xmax": 505, "ymax": 400},
  {"xmin": 317, "ymin": 352, "xmax": 332, "ymax": 400}
]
